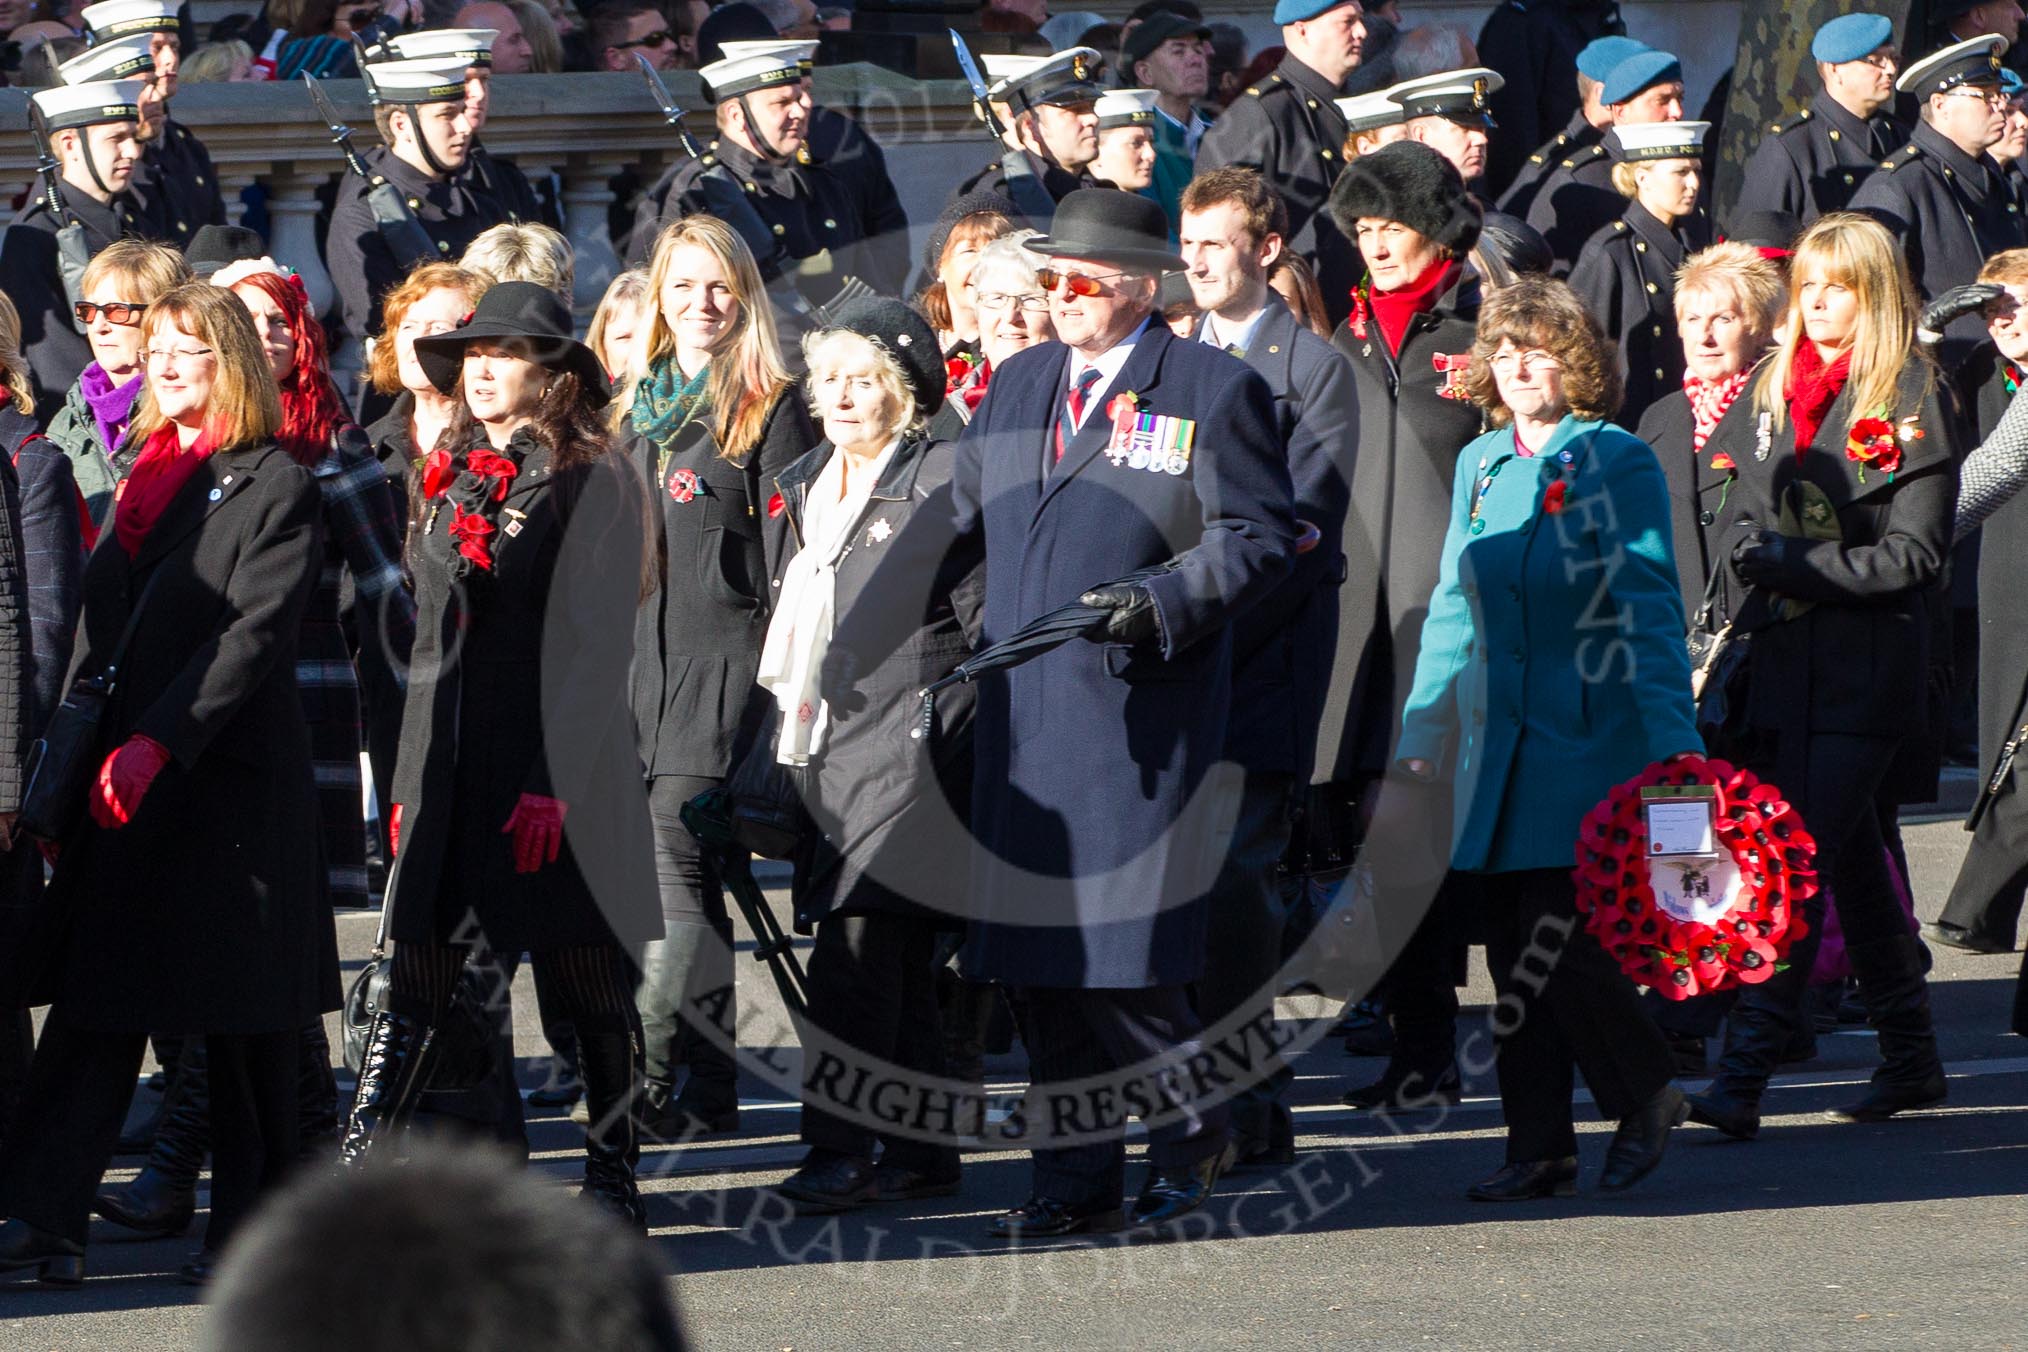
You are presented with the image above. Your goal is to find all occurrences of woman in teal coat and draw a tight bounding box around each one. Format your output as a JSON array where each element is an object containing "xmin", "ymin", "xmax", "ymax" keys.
[{"xmin": 1395, "ymin": 276, "xmax": 1700, "ymax": 1201}]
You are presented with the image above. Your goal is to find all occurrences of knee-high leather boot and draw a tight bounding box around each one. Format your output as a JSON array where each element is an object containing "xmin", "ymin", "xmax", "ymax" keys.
[
  {"xmin": 1832, "ymin": 934, "xmax": 1947, "ymax": 1122},
  {"xmin": 576, "ymin": 1019, "xmax": 646, "ymax": 1230},
  {"xmin": 94, "ymin": 1040, "xmax": 209, "ymax": 1237},
  {"xmin": 337, "ymin": 1011, "xmax": 435, "ymax": 1167}
]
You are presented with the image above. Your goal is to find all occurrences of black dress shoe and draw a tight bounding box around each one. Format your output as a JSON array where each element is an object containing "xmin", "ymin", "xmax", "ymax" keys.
[
  {"xmin": 1922, "ymin": 922, "xmax": 2012, "ymax": 956},
  {"xmin": 1685, "ymin": 1090, "xmax": 1760, "ymax": 1141},
  {"xmin": 773, "ymin": 1153, "xmax": 877, "ymax": 1214},
  {"xmin": 640, "ymin": 1089, "xmax": 739, "ymax": 1141},
  {"xmin": 987, "ymin": 1195, "xmax": 1125, "ymax": 1238},
  {"xmin": 1342, "ymin": 1061, "xmax": 1461, "ymax": 1111},
  {"xmin": 870, "ymin": 1162, "xmax": 961, "ymax": 1202},
  {"xmin": 1129, "ymin": 1140, "xmax": 1236, "ymax": 1231},
  {"xmin": 177, "ymin": 1250, "xmax": 217, "ymax": 1287},
  {"xmin": 1465, "ymin": 1157, "xmax": 1578, "ymax": 1201},
  {"xmin": 1335, "ymin": 998, "xmax": 1396, "ymax": 1057},
  {"xmin": 93, "ymin": 1166, "xmax": 197, "ymax": 1239},
  {"xmin": 0, "ymin": 1218, "xmax": 85, "ymax": 1287},
  {"xmin": 1600, "ymin": 1084, "xmax": 1688, "ymax": 1192}
]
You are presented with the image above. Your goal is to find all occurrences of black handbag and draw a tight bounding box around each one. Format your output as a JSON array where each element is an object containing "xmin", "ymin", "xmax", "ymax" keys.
[
  {"xmin": 341, "ymin": 856, "xmax": 504, "ymax": 1093},
  {"xmin": 19, "ymin": 571, "xmax": 163, "ymax": 843},
  {"xmin": 1687, "ymin": 554, "xmax": 1756, "ymax": 744},
  {"xmin": 721, "ymin": 707, "xmax": 808, "ymax": 860}
]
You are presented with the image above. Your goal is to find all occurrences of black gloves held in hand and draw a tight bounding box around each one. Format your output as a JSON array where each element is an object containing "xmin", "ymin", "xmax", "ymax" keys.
[
  {"xmin": 1919, "ymin": 282, "xmax": 2007, "ymax": 340},
  {"xmin": 1080, "ymin": 583, "xmax": 1161, "ymax": 644},
  {"xmin": 1729, "ymin": 527, "xmax": 1788, "ymax": 586}
]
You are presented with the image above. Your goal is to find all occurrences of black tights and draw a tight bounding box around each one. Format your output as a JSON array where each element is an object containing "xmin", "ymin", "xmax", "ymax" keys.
[{"xmin": 389, "ymin": 942, "xmax": 637, "ymax": 1031}]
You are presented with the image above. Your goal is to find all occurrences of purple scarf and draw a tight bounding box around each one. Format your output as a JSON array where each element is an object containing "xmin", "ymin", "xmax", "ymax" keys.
[{"xmin": 80, "ymin": 363, "xmax": 145, "ymax": 460}]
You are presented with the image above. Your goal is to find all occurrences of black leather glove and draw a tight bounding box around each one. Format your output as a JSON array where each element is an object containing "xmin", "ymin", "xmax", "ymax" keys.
[
  {"xmin": 818, "ymin": 645, "xmax": 865, "ymax": 712},
  {"xmin": 1080, "ymin": 583, "xmax": 1161, "ymax": 644},
  {"xmin": 1729, "ymin": 528, "xmax": 1788, "ymax": 587},
  {"xmin": 1919, "ymin": 282, "xmax": 2007, "ymax": 341}
]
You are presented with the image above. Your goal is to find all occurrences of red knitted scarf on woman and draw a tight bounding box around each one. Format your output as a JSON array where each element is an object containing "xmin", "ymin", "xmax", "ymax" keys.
[
  {"xmin": 115, "ymin": 423, "xmax": 214, "ymax": 558},
  {"xmin": 1369, "ymin": 257, "xmax": 1460, "ymax": 358},
  {"xmin": 1784, "ymin": 340, "xmax": 1852, "ymax": 456}
]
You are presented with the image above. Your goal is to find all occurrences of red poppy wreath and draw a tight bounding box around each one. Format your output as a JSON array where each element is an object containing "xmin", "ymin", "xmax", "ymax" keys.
[{"xmin": 1572, "ymin": 758, "xmax": 1816, "ymax": 1000}]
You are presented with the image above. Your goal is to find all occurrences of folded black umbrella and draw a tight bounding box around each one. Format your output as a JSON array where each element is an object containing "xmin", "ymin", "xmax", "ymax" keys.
[{"xmin": 913, "ymin": 559, "xmax": 1184, "ymax": 740}]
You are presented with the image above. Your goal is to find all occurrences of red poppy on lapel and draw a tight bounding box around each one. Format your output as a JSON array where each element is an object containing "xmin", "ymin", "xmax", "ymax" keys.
[
  {"xmin": 667, "ymin": 468, "xmax": 700, "ymax": 504},
  {"xmin": 421, "ymin": 449, "xmax": 455, "ymax": 500}
]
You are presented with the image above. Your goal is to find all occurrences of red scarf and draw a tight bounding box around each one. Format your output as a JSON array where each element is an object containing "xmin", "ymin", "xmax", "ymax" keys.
[
  {"xmin": 1783, "ymin": 341, "xmax": 1852, "ymax": 455},
  {"xmin": 1684, "ymin": 368, "xmax": 1752, "ymax": 456},
  {"xmin": 1368, "ymin": 257, "xmax": 1460, "ymax": 358},
  {"xmin": 115, "ymin": 424, "xmax": 214, "ymax": 558}
]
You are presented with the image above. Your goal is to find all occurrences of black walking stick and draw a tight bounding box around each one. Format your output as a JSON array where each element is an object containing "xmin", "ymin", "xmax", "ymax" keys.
[{"xmin": 680, "ymin": 788, "xmax": 810, "ymax": 1019}]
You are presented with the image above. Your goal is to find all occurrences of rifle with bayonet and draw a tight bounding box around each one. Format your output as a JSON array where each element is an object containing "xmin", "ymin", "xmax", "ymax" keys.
[
  {"xmin": 303, "ymin": 72, "xmax": 441, "ymax": 272},
  {"xmin": 633, "ymin": 54, "xmax": 871, "ymax": 326},
  {"xmin": 30, "ymin": 106, "xmax": 94, "ymax": 335},
  {"xmin": 949, "ymin": 27, "xmax": 1060, "ymax": 226}
]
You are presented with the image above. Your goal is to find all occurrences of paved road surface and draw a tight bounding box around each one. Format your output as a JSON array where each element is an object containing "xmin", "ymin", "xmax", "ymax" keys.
[{"xmin": 3, "ymin": 815, "xmax": 2025, "ymax": 1350}]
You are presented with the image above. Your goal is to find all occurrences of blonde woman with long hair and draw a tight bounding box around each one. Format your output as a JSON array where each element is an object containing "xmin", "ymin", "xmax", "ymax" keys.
[
  {"xmin": 624, "ymin": 214, "xmax": 816, "ymax": 1141},
  {"xmin": 1691, "ymin": 212, "xmax": 1958, "ymax": 1141}
]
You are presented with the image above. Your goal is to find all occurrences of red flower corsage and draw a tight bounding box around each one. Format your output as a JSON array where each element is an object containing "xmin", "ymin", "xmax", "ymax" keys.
[
  {"xmin": 465, "ymin": 449, "xmax": 520, "ymax": 502},
  {"xmin": 1541, "ymin": 479, "xmax": 1568, "ymax": 515},
  {"xmin": 447, "ymin": 503, "xmax": 497, "ymax": 572},
  {"xmin": 420, "ymin": 448, "xmax": 455, "ymax": 501},
  {"xmin": 1709, "ymin": 451, "xmax": 1735, "ymax": 471},
  {"xmin": 1845, "ymin": 416, "xmax": 1901, "ymax": 481},
  {"xmin": 766, "ymin": 490, "xmax": 785, "ymax": 519},
  {"xmin": 1106, "ymin": 389, "xmax": 1145, "ymax": 422},
  {"xmin": 667, "ymin": 467, "xmax": 699, "ymax": 503},
  {"xmin": 944, "ymin": 351, "xmax": 979, "ymax": 392},
  {"xmin": 1346, "ymin": 287, "xmax": 1370, "ymax": 341},
  {"xmin": 1573, "ymin": 758, "xmax": 1816, "ymax": 1000}
]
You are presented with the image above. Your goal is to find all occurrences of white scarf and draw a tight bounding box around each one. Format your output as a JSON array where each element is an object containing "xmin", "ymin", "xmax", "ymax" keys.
[{"xmin": 757, "ymin": 439, "xmax": 900, "ymax": 764}]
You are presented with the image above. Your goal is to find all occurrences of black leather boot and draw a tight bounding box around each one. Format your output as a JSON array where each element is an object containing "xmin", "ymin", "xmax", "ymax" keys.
[
  {"xmin": 1686, "ymin": 949, "xmax": 1815, "ymax": 1142},
  {"xmin": 1831, "ymin": 935, "xmax": 1947, "ymax": 1122},
  {"xmin": 0, "ymin": 1218, "xmax": 85, "ymax": 1287},
  {"xmin": 337, "ymin": 1011, "xmax": 435, "ymax": 1167},
  {"xmin": 576, "ymin": 1021, "xmax": 647, "ymax": 1231},
  {"xmin": 95, "ymin": 1040, "xmax": 207, "ymax": 1238}
]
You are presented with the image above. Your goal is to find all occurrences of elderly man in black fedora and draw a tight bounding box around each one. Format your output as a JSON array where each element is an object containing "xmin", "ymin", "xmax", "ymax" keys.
[{"xmin": 826, "ymin": 188, "xmax": 1297, "ymax": 1238}]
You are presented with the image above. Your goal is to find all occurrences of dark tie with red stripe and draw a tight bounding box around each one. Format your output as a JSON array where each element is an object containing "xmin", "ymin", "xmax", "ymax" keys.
[{"xmin": 1054, "ymin": 366, "xmax": 1102, "ymax": 463}]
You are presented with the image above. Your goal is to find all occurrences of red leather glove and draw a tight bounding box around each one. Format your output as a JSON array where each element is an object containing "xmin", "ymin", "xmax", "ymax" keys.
[
  {"xmin": 501, "ymin": 793, "xmax": 567, "ymax": 874},
  {"xmin": 389, "ymin": 803, "xmax": 403, "ymax": 858},
  {"xmin": 91, "ymin": 735, "xmax": 172, "ymax": 830}
]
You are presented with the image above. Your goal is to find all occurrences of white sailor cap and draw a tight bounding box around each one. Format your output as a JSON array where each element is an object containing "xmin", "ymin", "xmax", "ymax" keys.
[
  {"xmin": 1335, "ymin": 90, "xmax": 1407, "ymax": 136},
  {"xmin": 1896, "ymin": 34, "xmax": 2008, "ymax": 95},
  {"xmin": 700, "ymin": 48, "xmax": 807, "ymax": 101},
  {"xmin": 376, "ymin": 27, "xmax": 499, "ymax": 68},
  {"xmin": 362, "ymin": 57, "xmax": 473, "ymax": 107},
  {"xmin": 31, "ymin": 78, "xmax": 145, "ymax": 131},
  {"xmin": 1095, "ymin": 87, "xmax": 1159, "ymax": 130},
  {"xmin": 59, "ymin": 32, "xmax": 156, "ymax": 83},
  {"xmin": 1386, "ymin": 67, "xmax": 1505, "ymax": 127},
  {"xmin": 80, "ymin": 0, "xmax": 175, "ymax": 39},
  {"xmin": 983, "ymin": 46, "xmax": 1102, "ymax": 112},
  {"xmin": 716, "ymin": 38, "xmax": 819, "ymax": 75},
  {"xmin": 1610, "ymin": 119, "xmax": 1710, "ymax": 162}
]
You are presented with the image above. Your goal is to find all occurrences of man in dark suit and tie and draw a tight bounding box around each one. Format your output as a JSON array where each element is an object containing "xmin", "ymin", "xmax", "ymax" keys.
[
  {"xmin": 1177, "ymin": 165, "xmax": 1356, "ymax": 1170},
  {"xmin": 827, "ymin": 189, "xmax": 1297, "ymax": 1239}
]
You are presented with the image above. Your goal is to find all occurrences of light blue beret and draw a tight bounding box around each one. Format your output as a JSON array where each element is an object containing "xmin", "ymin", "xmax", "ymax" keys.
[{"xmin": 1811, "ymin": 13, "xmax": 1894, "ymax": 65}]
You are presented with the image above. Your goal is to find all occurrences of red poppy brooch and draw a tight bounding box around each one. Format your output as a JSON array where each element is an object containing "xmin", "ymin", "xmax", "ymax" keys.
[{"xmin": 1844, "ymin": 416, "xmax": 1901, "ymax": 481}]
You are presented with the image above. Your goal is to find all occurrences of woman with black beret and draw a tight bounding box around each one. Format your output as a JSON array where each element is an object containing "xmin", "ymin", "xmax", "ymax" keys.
[
  {"xmin": 339, "ymin": 282, "xmax": 659, "ymax": 1230},
  {"xmin": 760, "ymin": 297, "xmax": 980, "ymax": 1213},
  {"xmin": 1316, "ymin": 140, "xmax": 1489, "ymax": 1115}
]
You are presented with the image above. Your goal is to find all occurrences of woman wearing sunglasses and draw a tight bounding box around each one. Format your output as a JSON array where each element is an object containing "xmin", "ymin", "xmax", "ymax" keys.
[{"xmin": 44, "ymin": 240, "xmax": 192, "ymax": 531}]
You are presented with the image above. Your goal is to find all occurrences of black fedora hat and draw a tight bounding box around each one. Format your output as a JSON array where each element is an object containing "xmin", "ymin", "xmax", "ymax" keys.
[
  {"xmin": 184, "ymin": 223, "xmax": 266, "ymax": 279},
  {"xmin": 413, "ymin": 282, "xmax": 611, "ymax": 407},
  {"xmin": 1024, "ymin": 189, "xmax": 1185, "ymax": 274}
]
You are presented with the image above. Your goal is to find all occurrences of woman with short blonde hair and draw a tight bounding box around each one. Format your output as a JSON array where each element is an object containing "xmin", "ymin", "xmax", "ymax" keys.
[
  {"xmin": 1691, "ymin": 211, "xmax": 1955, "ymax": 1138},
  {"xmin": 623, "ymin": 213, "xmax": 815, "ymax": 1137},
  {"xmin": 460, "ymin": 222, "xmax": 574, "ymax": 306}
]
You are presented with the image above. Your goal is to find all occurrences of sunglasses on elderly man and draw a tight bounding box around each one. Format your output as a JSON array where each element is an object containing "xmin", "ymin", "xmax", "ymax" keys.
[
  {"xmin": 74, "ymin": 301, "xmax": 148, "ymax": 326},
  {"xmin": 1035, "ymin": 268, "xmax": 1131, "ymax": 297}
]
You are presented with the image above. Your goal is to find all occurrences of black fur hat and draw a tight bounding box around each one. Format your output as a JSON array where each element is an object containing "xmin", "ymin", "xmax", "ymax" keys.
[{"xmin": 1328, "ymin": 141, "xmax": 1483, "ymax": 258}]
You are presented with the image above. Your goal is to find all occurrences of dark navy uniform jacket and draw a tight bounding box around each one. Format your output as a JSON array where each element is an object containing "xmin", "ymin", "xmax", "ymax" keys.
[
  {"xmin": 1496, "ymin": 111, "xmax": 1602, "ymax": 221},
  {"xmin": 1476, "ymin": 0, "xmax": 1625, "ymax": 198},
  {"xmin": 1730, "ymin": 92, "xmax": 1904, "ymax": 226},
  {"xmin": 1196, "ymin": 54, "xmax": 1356, "ymax": 327},
  {"xmin": 832, "ymin": 320, "xmax": 1296, "ymax": 990},
  {"xmin": 323, "ymin": 144, "xmax": 514, "ymax": 347},
  {"xmin": 1568, "ymin": 201, "xmax": 1711, "ymax": 429},
  {"xmin": 1850, "ymin": 120, "xmax": 2028, "ymax": 373},
  {"xmin": 948, "ymin": 156, "xmax": 1092, "ymax": 227},
  {"xmin": 133, "ymin": 117, "xmax": 226, "ymax": 248},
  {"xmin": 1522, "ymin": 137, "xmax": 1621, "ymax": 276},
  {"xmin": 0, "ymin": 181, "xmax": 155, "ymax": 414},
  {"xmin": 1191, "ymin": 295, "xmax": 1356, "ymax": 783}
]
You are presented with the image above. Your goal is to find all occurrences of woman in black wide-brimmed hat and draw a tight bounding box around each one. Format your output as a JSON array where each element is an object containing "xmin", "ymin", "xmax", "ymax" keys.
[{"xmin": 338, "ymin": 282, "xmax": 660, "ymax": 1229}]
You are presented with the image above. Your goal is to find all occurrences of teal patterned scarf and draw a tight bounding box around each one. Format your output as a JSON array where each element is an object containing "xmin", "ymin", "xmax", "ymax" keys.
[{"xmin": 629, "ymin": 354, "xmax": 711, "ymax": 468}]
